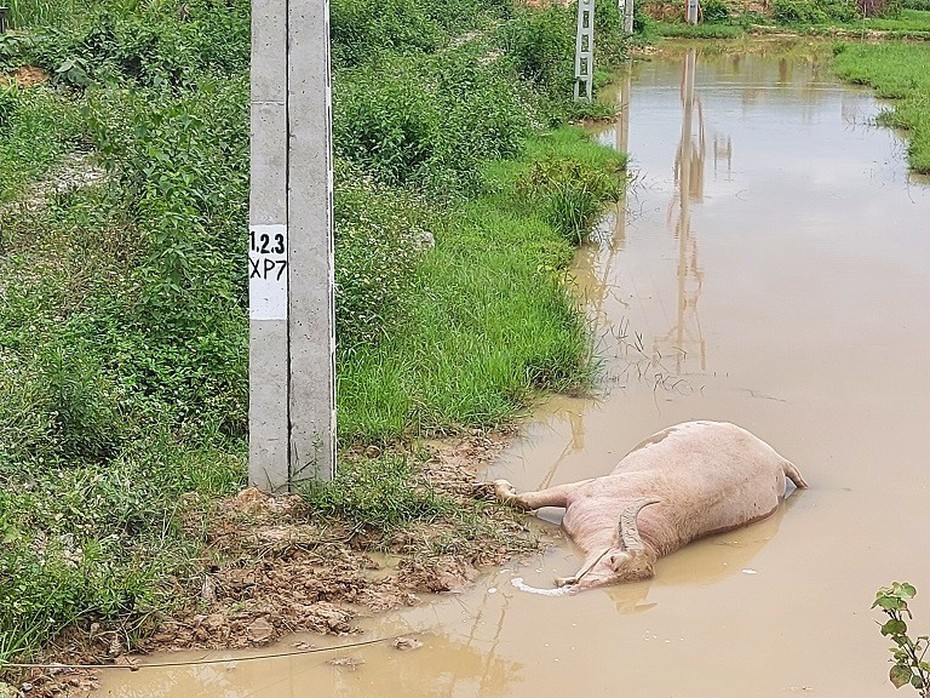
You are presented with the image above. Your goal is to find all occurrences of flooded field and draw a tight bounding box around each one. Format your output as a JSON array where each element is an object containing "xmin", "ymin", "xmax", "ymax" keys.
[{"xmin": 100, "ymin": 43, "xmax": 930, "ymax": 697}]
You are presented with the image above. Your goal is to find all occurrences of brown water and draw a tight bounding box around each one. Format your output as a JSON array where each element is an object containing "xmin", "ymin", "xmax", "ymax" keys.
[{"xmin": 100, "ymin": 44, "xmax": 930, "ymax": 697}]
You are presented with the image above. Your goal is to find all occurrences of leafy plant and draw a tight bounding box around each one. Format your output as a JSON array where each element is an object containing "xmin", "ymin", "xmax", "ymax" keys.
[
  {"xmin": 874, "ymin": 582, "xmax": 930, "ymax": 696},
  {"xmin": 772, "ymin": 0, "xmax": 860, "ymax": 23},
  {"xmin": 701, "ymin": 0, "xmax": 732, "ymax": 22}
]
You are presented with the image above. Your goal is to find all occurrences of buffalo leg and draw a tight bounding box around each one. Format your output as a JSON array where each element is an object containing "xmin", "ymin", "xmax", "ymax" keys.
[{"xmin": 493, "ymin": 479, "xmax": 590, "ymax": 511}]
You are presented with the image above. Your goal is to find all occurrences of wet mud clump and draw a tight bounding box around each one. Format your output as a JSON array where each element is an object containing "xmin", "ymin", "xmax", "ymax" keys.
[{"xmin": 149, "ymin": 432, "xmax": 540, "ymax": 652}]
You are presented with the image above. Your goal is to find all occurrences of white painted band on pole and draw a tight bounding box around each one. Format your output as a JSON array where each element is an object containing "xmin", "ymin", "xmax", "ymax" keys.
[{"xmin": 249, "ymin": 223, "xmax": 289, "ymax": 320}]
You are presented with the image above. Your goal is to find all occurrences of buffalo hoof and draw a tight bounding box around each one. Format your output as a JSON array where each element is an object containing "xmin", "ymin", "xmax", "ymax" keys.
[{"xmin": 493, "ymin": 479, "xmax": 519, "ymax": 503}]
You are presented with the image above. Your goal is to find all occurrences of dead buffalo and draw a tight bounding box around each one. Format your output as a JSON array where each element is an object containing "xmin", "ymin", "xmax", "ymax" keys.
[{"xmin": 493, "ymin": 420, "xmax": 807, "ymax": 594}]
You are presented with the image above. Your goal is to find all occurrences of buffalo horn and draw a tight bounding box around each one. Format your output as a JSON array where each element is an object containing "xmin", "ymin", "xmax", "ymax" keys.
[{"xmin": 618, "ymin": 498, "xmax": 660, "ymax": 552}]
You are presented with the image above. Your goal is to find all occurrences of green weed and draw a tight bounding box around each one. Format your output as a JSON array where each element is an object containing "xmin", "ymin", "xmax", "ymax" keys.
[
  {"xmin": 772, "ymin": 0, "xmax": 860, "ymax": 23},
  {"xmin": 301, "ymin": 456, "xmax": 454, "ymax": 532},
  {"xmin": 873, "ymin": 582, "xmax": 930, "ymax": 697}
]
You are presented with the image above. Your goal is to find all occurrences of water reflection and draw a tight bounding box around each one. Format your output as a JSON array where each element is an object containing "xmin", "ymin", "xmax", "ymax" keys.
[
  {"xmin": 102, "ymin": 626, "xmax": 524, "ymax": 698},
  {"xmin": 655, "ymin": 49, "xmax": 708, "ymax": 376}
]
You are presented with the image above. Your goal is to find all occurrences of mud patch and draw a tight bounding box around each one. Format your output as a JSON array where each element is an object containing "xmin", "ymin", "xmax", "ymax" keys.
[
  {"xmin": 0, "ymin": 65, "xmax": 49, "ymax": 88},
  {"xmin": 11, "ymin": 432, "xmax": 543, "ymax": 697}
]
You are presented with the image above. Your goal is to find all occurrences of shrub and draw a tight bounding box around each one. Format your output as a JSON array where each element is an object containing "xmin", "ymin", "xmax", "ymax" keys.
[
  {"xmin": 26, "ymin": 0, "xmax": 249, "ymax": 88},
  {"xmin": 334, "ymin": 166, "xmax": 433, "ymax": 349},
  {"xmin": 701, "ymin": 0, "xmax": 732, "ymax": 22},
  {"xmin": 330, "ymin": 0, "xmax": 444, "ymax": 67},
  {"xmin": 333, "ymin": 47, "xmax": 533, "ymax": 196},
  {"xmin": 772, "ymin": 0, "xmax": 860, "ymax": 23},
  {"xmin": 502, "ymin": 5, "xmax": 575, "ymax": 90},
  {"xmin": 500, "ymin": 0, "xmax": 628, "ymax": 110}
]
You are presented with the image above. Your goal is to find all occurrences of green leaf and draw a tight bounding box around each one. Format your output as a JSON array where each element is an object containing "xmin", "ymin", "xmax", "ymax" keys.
[
  {"xmin": 901, "ymin": 583, "xmax": 917, "ymax": 599},
  {"xmin": 883, "ymin": 619, "xmax": 909, "ymax": 636},
  {"xmin": 890, "ymin": 664, "xmax": 913, "ymax": 689},
  {"xmin": 911, "ymin": 674, "xmax": 925, "ymax": 689},
  {"xmin": 878, "ymin": 596, "xmax": 906, "ymax": 611}
]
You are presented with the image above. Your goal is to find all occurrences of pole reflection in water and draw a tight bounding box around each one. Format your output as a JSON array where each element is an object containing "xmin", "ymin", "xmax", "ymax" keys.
[{"xmin": 655, "ymin": 49, "xmax": 707, "ymax": 376}]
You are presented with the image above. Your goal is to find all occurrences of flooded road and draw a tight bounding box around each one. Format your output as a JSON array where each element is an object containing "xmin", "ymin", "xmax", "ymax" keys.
[{"xmin": 101, "ymin": 43, "xmax": 930, "ymax": 697}]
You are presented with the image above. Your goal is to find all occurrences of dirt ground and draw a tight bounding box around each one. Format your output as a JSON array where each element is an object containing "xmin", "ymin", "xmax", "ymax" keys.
[
  {"xmin": 0, "ymin": 66, "xmax": 49, "ymax": 87},
  {"xmin": 8, "ymin": 431, "xmax": 545, "ymax": 697}
]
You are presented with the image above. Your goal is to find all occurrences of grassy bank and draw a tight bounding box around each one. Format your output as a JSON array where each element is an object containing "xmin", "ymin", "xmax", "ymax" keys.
[
  {"xmin": 642, "ymin": 0, "xmax": 930, "ymax": 39},
  {"xmin": 0, "ymin": 0, "xmax": 628, "ymax": 672},
  {"xmin": 832, "ymin": 42, "xmax": 930, "ymax": 173}
]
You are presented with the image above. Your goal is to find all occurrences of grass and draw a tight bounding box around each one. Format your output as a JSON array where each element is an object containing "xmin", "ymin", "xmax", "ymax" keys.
[
  {"xmin": 0, "ymin": 0, "xmax": 630, "ymax": 671},
  {"xmin": 650, "ymin": 21, "xmax": 750, "ymax": 38},
  {"xmin": 795, "ymin": 8, "xmax": 930, "ymax": 37},
  {"xmin": 0, "ymin": 88, "xmax": 83, "ymax": 205},
  {"xmin": 644, "ymin": 1, "xmax": 930, "ymax": 38},
  {"xmin": 338, "ymin": 127, "xmax": 625, "ymax": 441},
  {"xmin": 832, "ymin": 42, "xmax": 930, "ymax": 173}
]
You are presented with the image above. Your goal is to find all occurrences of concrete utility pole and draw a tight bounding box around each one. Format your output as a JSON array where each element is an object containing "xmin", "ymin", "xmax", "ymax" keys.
[
  {"xmin": 574, "ymin": 0, "xmax": 594, "ymax": 101},
  {"xmin": 686, "ymin": 0, "xmax": 699, "ymax": 24},
  {"xmin": 249, "ymin": 0, "xmax": 336, "ymax": 492},
  {"xmin": 623, "ymin": 0, "xmax": 634, "ymax": 35}
]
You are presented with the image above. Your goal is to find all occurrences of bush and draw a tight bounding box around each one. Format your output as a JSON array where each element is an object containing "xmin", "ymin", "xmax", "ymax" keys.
[
  {"xmin": 333, "ymin": 47, "xmax": 533, "ymax": 195},
  {"xmin": 334, "ymin": 167, "xmax": 433, "ymax": 349},
  {"xmin": 701, "ymin": 0, "xmax": 732, "ymax": 22},
  {"xmin": 502, "ymin": 5, "xmax": 575, "ymax": 91},
  {"xmin": 499, "ymin": 1, "xmax": 628, "ymax": 117},
  {"xmin": 772, "ymin": 0, "xmax": 860, "ymax": 23},
  {"xmin": 330, "ymin": 0, "xmax": 444, "ymax": 67},
  {"xmin": 26, "ymin": 0, "xmax": 249, "ymax": 88}
]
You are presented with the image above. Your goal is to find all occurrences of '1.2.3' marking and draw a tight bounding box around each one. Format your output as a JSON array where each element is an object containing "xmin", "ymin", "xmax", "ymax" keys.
[{"xmin": 249, "ymin": 228, "xmax": 287, "ymax": 281}]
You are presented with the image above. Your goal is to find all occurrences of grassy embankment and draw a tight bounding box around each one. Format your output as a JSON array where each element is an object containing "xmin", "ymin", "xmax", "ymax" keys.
[
  {"xmin": 0, "ymin": 0, "xmax": 631, "ymax": 669},
  {"xmin": 832, "ymin": 42, "xmax": 930, "ymax": 174},
  {"xmin": 643, "ymin": 0, "xmax": 930, "ymax": 38}
]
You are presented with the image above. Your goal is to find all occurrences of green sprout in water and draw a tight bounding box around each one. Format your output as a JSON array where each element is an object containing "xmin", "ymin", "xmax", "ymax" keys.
[{"xmin": 874, "ymin": 582, "xmax": 930, "ymax": 697}]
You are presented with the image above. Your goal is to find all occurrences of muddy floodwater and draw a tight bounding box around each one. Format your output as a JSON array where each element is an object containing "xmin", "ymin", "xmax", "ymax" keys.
[{"xmin": 101, "ymin": 43, "xmax": 930, "ymax": 697}]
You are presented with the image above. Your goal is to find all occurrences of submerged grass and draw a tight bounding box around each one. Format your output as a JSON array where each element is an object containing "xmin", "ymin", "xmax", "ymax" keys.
[{"xmin": 832, "ymin": 42, "xmax": 930, "ymax": 173}]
